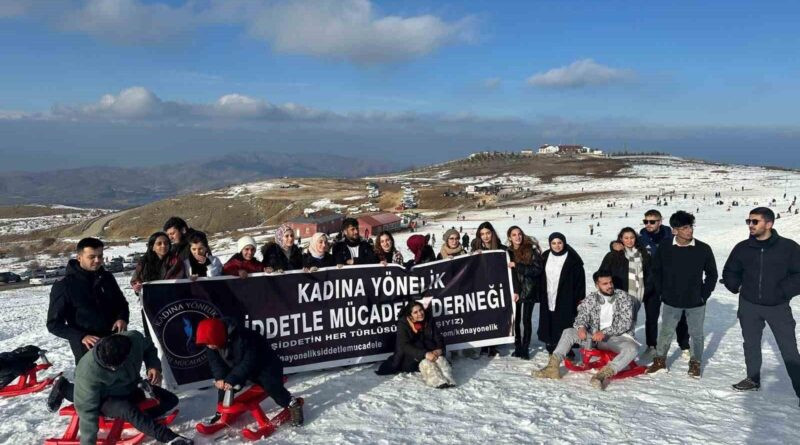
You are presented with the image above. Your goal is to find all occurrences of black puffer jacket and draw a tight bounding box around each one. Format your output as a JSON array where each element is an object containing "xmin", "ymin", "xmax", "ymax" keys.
[
  {"xmin": 46, "ymin": 260, "xmax": 130, "ymax": 345},
  {"xmin": 261, "ymin": 242, "xmax": 303, "ymax": 271},
  {"xmin": 205, "ymin": 319, "xmax": 284, "ymax": 387},
  {"xmin": 723, "ymin": 230, "xmax": 800, "ymax": 306},
  {"xmin": 376, "ymin": 315, "xmax": 445, "ymax": 374},
  {"xmin": 509, "ymin": 246, "xmax": 543, "ymax": 302}
]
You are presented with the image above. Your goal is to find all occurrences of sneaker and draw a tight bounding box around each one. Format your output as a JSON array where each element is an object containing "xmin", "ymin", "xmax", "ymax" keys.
[
  {"xmin": 167, "ymin": 436, "xmax": 193, "ymax": 445},
  {"xmin": 288, "ymin": 398, "xmax": 304, "ymax": 427},
  {"xmin": 47, "ymin": 376, "xmax": 67, "ymax": 413},
  {"xmin": 681, "ymin": 349, "xmax": 691, "ymax": 360},
  {"xmin": 645, "ymin": 356, "xmax": 667, "ymax": 374},
  {"xmin": 732, "ymin": 377, "xmax": 760, "ymax": 391},
  {"xmin": 688, "ymin": 359, "xmax": 701, "ymax": 378}
]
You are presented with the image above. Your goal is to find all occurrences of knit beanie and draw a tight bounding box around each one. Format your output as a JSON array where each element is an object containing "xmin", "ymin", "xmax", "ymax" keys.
[
  {"xmin": 237, "ymin": 236, "xmax": 257, "ymax": 254},
  {"xmin": 196, "ymin": 318, "xmax": 227, "ymax": 348}
]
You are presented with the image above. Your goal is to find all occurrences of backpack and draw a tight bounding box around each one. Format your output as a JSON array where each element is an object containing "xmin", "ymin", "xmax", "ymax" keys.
[{"xmin": 0, "ymin": 345, "xmax": 42, "ymax": 389}]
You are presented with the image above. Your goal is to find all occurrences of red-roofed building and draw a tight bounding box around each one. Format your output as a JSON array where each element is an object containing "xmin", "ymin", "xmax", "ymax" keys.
[
  {"xmin": 288, "ymin": 210, "xmax": 344, "ymax": 238},
  {"xmin": 357, "ymin": 213, "xmax": 402, "ymax": 238}
]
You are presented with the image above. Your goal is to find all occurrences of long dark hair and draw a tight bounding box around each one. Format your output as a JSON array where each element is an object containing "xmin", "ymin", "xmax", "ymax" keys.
[
  {"xmin": 617, "ymin": 227, "xmax": 646, "ymax": 252},
  {"xmin": 506, "ymin": 225, "xmax": 537, "ymax": 264},
  {"xmin": 472, "ymin": 221, "xmax": 500, "ymax": 251},
  {"xmin": 139, "ymin": 231, "xmax": 171, "ymax": 282},
  {"xmin": 373, "ymin": 231, "xmax": 396, "ymax": 261}
]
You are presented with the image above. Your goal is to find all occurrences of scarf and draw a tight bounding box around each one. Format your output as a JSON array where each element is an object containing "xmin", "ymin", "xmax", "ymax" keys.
[
  {"xmin": 409, "ymin": 319, "xmax": 424, "ymax": 333},
  {"xmin": 188, "ymin": 254, "xmax": 210, "ymax": 277},
  {"xmin": 624, "ymin": 247, "xmax": 644, "ymax": 301},
  {"xmin": 307, "ymin": 233, "xmax": 327, "ymax": 259},
  {"xmin": 439, "ymin": 242, "xmax": 464, "ymax": 258}
]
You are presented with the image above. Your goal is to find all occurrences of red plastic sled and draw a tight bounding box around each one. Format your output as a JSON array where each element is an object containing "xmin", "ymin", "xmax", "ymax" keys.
[
  {"xmin": 0, "ymin": 363, "xmax": 60, "ymax": 397},
  {"xmin": 195, "ymin": 378, "xmax": 303, "ymax": 441},
  {"xmin": 564, "ymin": 348, "xmax": 647, "ymax": 380},
  {"xmin": 45, "ymin": 398, "xmax": 179, "ymax": 445}
]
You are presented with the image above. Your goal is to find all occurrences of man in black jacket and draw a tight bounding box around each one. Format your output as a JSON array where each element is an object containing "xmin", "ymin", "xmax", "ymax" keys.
[
  {"xmin": 46, "ymin": 238, "xmax": 130, "ymax": 364},
  {"xmin": 163, "ymin": 217, "xmax": 204, "ymax": 261},
  {"xmin": 722, "ymin": 207, "xmax": 800, "ymax": 402},
  {"xmin": 332, "ymin": 218, "xmax": 377, "ymax": 266},
  {"xmin": 196, "ymin": 318, "xmax": 303, "ymax": 427},
  {"xmin": 646, "ymin": 211, "xmax": 717, "ymax": 378}
]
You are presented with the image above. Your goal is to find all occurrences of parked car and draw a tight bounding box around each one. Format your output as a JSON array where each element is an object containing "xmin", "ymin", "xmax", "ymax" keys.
[
  {"xmin": 0, "ymin": 272, "xmax": 22, "ymax": 284},
  {"xmin": 30, "ymin": 272, "xmax": 60, "ymax": 285},
  {"xmin": 105, "ymin": 260, "xmax": 124, "ymax": 273}
]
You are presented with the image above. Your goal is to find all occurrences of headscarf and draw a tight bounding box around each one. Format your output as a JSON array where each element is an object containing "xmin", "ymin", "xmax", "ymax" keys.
[
  {"xmin": 274, "ymin": 224, "xmax": 293, "ymax": 251},
  {"xmin": 407, "ymin": 234, "xmax": 427, "ymax": 263},
  {"xmin": 548, "ymin": 232, "xmax": 568, "ymax": 257},
  {"xmin": 439, "ymin": 228, "xmax": 464, "ymax": 258},
  {"xmin": 307, "ymin": 232, "xmax": 328, "ymax": 259}
]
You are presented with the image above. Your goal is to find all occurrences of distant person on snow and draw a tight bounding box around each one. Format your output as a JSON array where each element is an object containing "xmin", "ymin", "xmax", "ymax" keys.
[
  {"xmin": 438, "ymin": 228, "xmax": 465, "ymax": 260},
  {"xmin": 222, "ymin": 236, "xmax": 264, "ymax": 278},
  {"xmin": 302, "ymin": 232, "xmax": 335, "ymax": 270},
  {"xmin": 261, "ymin": 224, "xmax": 303, "ymax": 273},
  {"xmin": 184, "ymin": 231, "xmax": 222, "ymax": 278},
  {"xmin": 461, "ymin": 233, "xmax": 470, "ymax": 252},
  {"xmin": 46, "ymin": 332, "xmax": 189, "ymax": 445},
  {"xmin": 196, "ymin": 318, "xmax": 304, "ymax": 427},
  {"xmin": 374, "ymin": 231, "xmax": 405, "ymax": 266},
  {"xmin": 646, "ymin": 211, "xmax": 717, "ymax": 378},
  {"xmin": 332, "ymin": 218, "xmax": 377, "ymax": 266},
  {"xmin": 47, "ymin": 237, "xmax": 129, "ymax": 364},
  {"xmin": 163, "ymin": 216, "xmax": 202, "ymax": 262},
  {"xmin": 723, "ymin": 207, "xmax": 800, "ymax": 402},
  {"xmin": 533, "ymin": 269, "xmax": 637, "ymax": 390},
  {"xmin": 376, "ymin": 300, "xmax": 456, "ymax": 389},
  {"xmin": 640, "ymin": 209, "xmax": 690, "ymax": 357}
]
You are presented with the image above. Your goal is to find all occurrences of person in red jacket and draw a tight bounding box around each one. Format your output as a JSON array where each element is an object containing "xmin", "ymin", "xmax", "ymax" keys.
[{"xmin": 223, "ymin": 236, "xmax": 264, "ymax": 278}]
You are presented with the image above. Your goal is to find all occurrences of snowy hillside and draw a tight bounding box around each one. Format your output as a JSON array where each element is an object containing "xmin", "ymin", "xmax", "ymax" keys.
[{"xmin": 1, "ymin": 158, "xmax": 799, "ymax": 444}]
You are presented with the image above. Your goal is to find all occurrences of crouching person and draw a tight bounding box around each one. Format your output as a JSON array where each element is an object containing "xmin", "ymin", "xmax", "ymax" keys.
[
  {"xmin": 195, "ymin": 318, "xmax": 304, "ymax": 427},
  {"xmin": 46, "ymin": 331, "xmax": 190, "ymax": 444},
  {"xmin": 376, "ymin": 300, "xmax": 456, "ymax": 389},
  {"xmin": 533, "ymin": 270, "xmax": 638, "ymax": 390}
]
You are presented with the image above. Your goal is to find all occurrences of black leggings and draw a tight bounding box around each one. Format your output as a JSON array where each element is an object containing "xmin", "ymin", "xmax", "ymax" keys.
[{"xmin": 514, "ymin": 300, "xmax": 536, "ymax": 352}]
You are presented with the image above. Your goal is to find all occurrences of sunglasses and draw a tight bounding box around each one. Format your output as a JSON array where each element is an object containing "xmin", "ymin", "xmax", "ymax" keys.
[
  {"xmin": 643, "ymin": 219, "xmax": 660, "ymax": 225},
  {"xmin": 745, "ymin": 219, "xmax": 762, "ymax": 226}
]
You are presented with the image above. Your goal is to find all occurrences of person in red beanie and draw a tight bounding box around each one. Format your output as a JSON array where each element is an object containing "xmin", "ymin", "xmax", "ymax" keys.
[
  {"xmin": 195, "ymin": 318, "xmax": 303, "ymax": 427},
  {"xmin": 404, "ymin": 234, "xmax": 436, "ymax": 269}
]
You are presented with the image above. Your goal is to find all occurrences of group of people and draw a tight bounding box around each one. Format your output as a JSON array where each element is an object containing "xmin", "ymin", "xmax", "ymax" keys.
[{"xmin": 38, "ymin": 204, "xmax": 800, "ymax": 443}]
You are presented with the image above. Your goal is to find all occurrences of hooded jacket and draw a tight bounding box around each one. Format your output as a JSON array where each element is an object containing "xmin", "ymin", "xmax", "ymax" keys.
[
  {"xmin": 722, "ymin": 230, "xmax": 800, "ymax": 306},
  {"xmin": 204, "ymin": 319, "xmax": 283, "ymax": 387},
  {"xmin": 73, "ymin": 331, "xmax": 160, "ymax": 445},
  {"xmin": 47, "ymin": 260, "xmax": 130, "ymax": 347}
]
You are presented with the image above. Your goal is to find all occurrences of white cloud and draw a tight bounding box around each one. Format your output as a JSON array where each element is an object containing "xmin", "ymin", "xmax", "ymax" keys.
[
  {"xmin": 527, "ymin": 59, "xmax": 635, "ymax": 88},
  {"xmin": 51, "ymin": 87, "xmax": 329, "ymax": 122},
  {"xmin": 245, "ymin": 0, "xmax": 476, "ymax": 63}
]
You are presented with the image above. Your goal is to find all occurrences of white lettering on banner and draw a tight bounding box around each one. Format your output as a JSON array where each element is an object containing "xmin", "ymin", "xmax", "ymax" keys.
[
  {"xmin": 368, "ymin": 271, "xmax": 447, "ymax": 297},
  {"xmin": 330, "ymin": 301, "xmax": 406, "ymax": 329},
  {"xmin": 430, "ymin": 284, "xmax": 506, "ymax": 317},
  {"xmin": 297, "ymin": 278, "xmax": 367, "ymax": 303},
  {"xmin": 245, "ymin": 310, "xmax": 324, "ymax": 339}
]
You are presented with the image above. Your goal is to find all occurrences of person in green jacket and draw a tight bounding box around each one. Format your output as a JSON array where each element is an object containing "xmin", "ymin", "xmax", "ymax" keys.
[{"xmin": 46, "ymin": 331, "xmax": 190, "ymax": 445}]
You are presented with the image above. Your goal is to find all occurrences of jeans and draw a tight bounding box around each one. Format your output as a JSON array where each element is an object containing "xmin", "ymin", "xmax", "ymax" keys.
[
  {"xmin": 656, "ymin": 303, "xmax": 705, "ymax": 362},
  {"xmin": 99, "ymin": 386, "xmax": 179, "ymax": 443},
  {"xmin": 553, "ymin": 328, "xmax": 639, "ymax": 374},
  {"xmin": 738, "ymin": 297, "xmax": 800, "ymax": 398},
  {"xmin": 644, "ymin": 294, "xmax": 690, "ymax": 349}
]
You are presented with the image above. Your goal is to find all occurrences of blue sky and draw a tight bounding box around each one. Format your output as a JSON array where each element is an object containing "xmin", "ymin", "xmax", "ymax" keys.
[{"xmin": 1, "ymin": 0, "xmax": 799, "ymax": 170}]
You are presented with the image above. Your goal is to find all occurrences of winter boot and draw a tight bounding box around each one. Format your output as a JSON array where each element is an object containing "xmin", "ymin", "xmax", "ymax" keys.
[
  {"xmin": 645, "ymin": 356, "xmax": 667, "ymax": 374},
  {"xmin": 732, "ymin": 377, "xmax": 760, "ymax": 391},
  {"xmin": 47, "ymin": 376, "xmax": 67, "ymax": 413},
  {"xmin": 532, "ymin": 355, "xmax": 562, "ymax": 379},
  {"xmin": 688, "ymin": 359, "xmax": 701, "ymax": 378},
  {"xmin": 590, "ymin": 365, "xmax": 615, "ymax": 390},
  {"xmin": 289, "ymin": 397, "xmax": 304, "ymax": 427}
]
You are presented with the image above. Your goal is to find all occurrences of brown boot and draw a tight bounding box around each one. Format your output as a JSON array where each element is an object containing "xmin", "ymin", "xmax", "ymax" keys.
[
  {"xmin": 532, "ymin": 354, "xmax": 562, "ymax": 379},
  {"xmin": 646, "ymin": 356, "xmax": 667, "ymax": 374},
  {"xmin": 590, "ymin": 365, "xmax": 615, "ymax": 390},
  {"xmin": 688, "ymin": 359, "xmax": 701, "ymax": 379}
]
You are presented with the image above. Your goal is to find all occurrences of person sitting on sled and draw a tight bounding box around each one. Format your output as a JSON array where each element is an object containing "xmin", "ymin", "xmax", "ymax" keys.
[
  {"xmin": 195, "ymin": 318, "xmax": 304, "ymax": 427},
  {"xmin": 46, "ymin": 331, "xmax": 191, "ymax": 444},
  {"xmin": 533, "ymin": 269, "xmax": 638, "ymax": 389},
  {"xmin": 375, "ymin": 299, "xmax": 456, "ymax": 389}
]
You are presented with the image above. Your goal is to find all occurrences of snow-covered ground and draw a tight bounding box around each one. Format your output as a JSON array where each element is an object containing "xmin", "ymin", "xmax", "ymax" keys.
[
  {"xmin": 0, "ymin": 208, "xmax": 107, "ymax": 236},
  {"xmin": 2, "ymin": 158, "xmax": 800, "ymax": 444}
]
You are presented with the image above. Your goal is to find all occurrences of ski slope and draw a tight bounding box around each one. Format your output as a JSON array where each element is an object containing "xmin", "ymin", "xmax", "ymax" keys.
[{"xmin": 1, "ymin": 158, "xmax": 799, "ymax": 444}]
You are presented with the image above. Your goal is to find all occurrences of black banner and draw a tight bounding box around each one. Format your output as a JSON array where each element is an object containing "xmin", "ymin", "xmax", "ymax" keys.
[{"xmin": 142, "ymin": 251, "xmax": 514, "ymax": 389}]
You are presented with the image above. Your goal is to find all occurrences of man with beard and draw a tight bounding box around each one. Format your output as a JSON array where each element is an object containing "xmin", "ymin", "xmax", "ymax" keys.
[
  {"xmin": 47, "ymin": 237, "xmax": 130, "ymax": 364},
  {"xmin": 533, "ymin": 270, "xmax": 637, "ymax": 390},
  {"xmin": 723, "ymin": 207, "xmax": 800, "ymax": 405},
  {"xmin": 332, "ymin": 218, "xmax": 378, "ymax": 266},
  {"xmin": 163, "ymin": 217, "xmax": 204, "ymax": 261}
]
